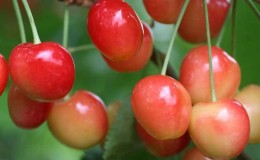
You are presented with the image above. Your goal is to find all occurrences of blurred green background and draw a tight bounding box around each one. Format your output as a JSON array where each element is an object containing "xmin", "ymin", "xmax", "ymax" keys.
[{"xmin": 0, "ymin": 0, "xmax": 260, "ymax": 159}]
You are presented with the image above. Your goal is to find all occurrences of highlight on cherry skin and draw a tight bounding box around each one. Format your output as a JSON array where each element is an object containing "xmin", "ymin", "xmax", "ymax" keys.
[
  {"xmin": 136, "ymin": 122, "xmax": 190, "ymax": 157},
  {"xmin": 103, "ymin": 22, "xmax": 153, "ymax": 72},
  {"xmin": 178, "ymin": 0, "xmax": 230, "ymax": 43},
  {"xmin": 131, "ymin": 74, "xmax": 192, "ymax": 140},
  {"xmin": 234, "ymin": 84, "xmax": 260, "ymax": 144},
  {"xmin": 47, "ymin": 90, "xmax": 108, "ymax": 149},
  {"xmin": 9, "ymin": 42, "xmax": 75, "ymax": 102},
  {"xmin": 189, "ymin": 99, "xmax": 250, "ymax": 159},
  {"xmin": 87, "ymin": 0, "xmax": 144, "ymax": 62},
  {"xmin": 182, "ymin": 147, "xmax": 212, "ymax": 160},
  {"xmin": 142, "ymin": 0, "xmax": 184, "ymax": 24},
  {"xmin": 180, "ymin": 45, "xmax": 241, "ymax": 104},
  {"xmin": 0, "ymin": 54, "xmax": 8, "ymax": 96},
  {"xmin": 8, "ymin": 84, "xmax": 51, "ymax": 129}
]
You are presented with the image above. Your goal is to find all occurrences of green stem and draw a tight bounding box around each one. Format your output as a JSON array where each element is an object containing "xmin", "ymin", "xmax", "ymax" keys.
[
  {"xmin": 231, "ymin": 0, "xmax": 237, "ymax": 58},
  {"xmin": 21, "ymin": 0, "xmax": 41, "ymax": 44},
  {"xmin": 245, "ymin": 0, "xmax": 260, "ymax": 21},
  {"xmin": 63, "ymin": 4, "xmax": 70, "ymax": 48},
  {"xmin": 69, "ymin": 44, "xmax": 95, "ymax": 53},
  {"xmin": 203, "ymin": 0, "xmax": 217, "ymax": 102},
  {"xmin": 161, "ymin": 0, "xmax": 190, "ymax": 75},
  {"xmin": 13, "ymin": 0, "xmax": 26, "ymax": 43}
]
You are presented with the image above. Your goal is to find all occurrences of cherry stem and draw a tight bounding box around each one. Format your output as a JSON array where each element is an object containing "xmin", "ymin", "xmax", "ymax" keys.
[
  {"xmin": 21, "ymin": 0, "xmax": 41, "ymax": 44},
  {"xmin": 245, "ymin": 0, "xmax": 260, "ymax": 21},
  {"xmin": 160, "ymin": 0, "xmax": 190, "ymax": 76},
  {"xmin": 203, "ymin": 0, "xmax": 217, "ymax": 102},
  {"xmin": 13, "ymin": 0, "xmax": 26, "ymax": 43},
  {"xmin": 68, "ymin": 44, "xmax": 95, "ymax": 53},
  {"xmin": 63, "ymin": 4, "xmax": 70, "ymax": 48},
  {"xmin": 231, "ymin": 0, "xmax": 237, "ymax": 58}
]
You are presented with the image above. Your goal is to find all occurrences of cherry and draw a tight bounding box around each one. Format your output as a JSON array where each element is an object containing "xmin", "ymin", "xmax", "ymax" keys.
[
  {"xmin": 8, "ymin": 84, "xmax": 51, "ymax": 129},
  {"xmin": 182, "ymin": 147, "xmax": 211, "ymax": 160},
  {"xmin": 0, "ymin": 54, "xmax": 8, "ymax": 95},
  {"xmin": 180, "ymin": 45, "xmax": 240, "ymax": 104},
  {"xmin": 87, "ymin": 0, "xmax": 144, "ymax": 62},
  {"xmin": 178, "ymin": 0, "xmax": 230, "ymax": 43},
  {"xmin": 103, "ymin": 22, "xmax": 153, "ymax": 72},
  {"xmin": 47, "ymin": 90, "xmax": 108, "ymax": 149},
  {"xmin": 136, "ymin": 122, "xmax": 190, "ymax": 157},
  {"xmin": 143, "ymin": 0, "xmax": 184, "ymax": 24},
  {"xmin": 189, "ymin": 99, "xmax": 249, "ymax": 159},
  {"xmin": 9, "ymin": 42, "xmax": 75, "ymax": 102},
  {"xmin": 131, "ymin": 75, "xmax": 192, "ymax": 140},
  {"xmin": 234, "ymin": 84, "xmax": 260, "ymax": 143}
]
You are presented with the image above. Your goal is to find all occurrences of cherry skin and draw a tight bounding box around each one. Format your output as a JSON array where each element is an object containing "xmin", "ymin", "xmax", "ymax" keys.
[
  {"xmin": 180, "ymin": 45, "xmax": 240, "ymax": 104},
  {"xmin": 87, "ymin": 0, "xmax": 144, "ymax": 62},
  {"xmin": 136, "ymin": 122, "xmax": 190, "ymax": 157},
  {"xmin": 9, "ymin": 42, "xmax": 75, "ymax": 102},
  {"xmin": 143, "ymin": 0, "xmax": 184, "ymax": 24},
  {"xmin": 103, "ymin": 22, "xmax": 153, "ymax": 72},
  {"xmin": 131, "ymin": 75, "xmax": 192, "ymax": 140},
  {"xmin": 47, "ymin": 90, "xmax": 108, "ymax": 149},
  {"xmin": 0, "ymin": 54, "xmax": 8, "ymax": 95},
  {"xmin": 178, "ymin": 0, "xmax": 230, "ymax": 43},
  {"xmin": 234, "ymin": 84, "xmax": 260, "ymax": 143},
  {"xmin": 8, "ymin": 84, "xmax": 51, "ymax": 129},
  {"xmin": 189, "ymin": 99, "xmax": 249, "ymax": 159},
  {"xmin": 182, "ymin": 147, "xmax": 211, "ymax": 160}
]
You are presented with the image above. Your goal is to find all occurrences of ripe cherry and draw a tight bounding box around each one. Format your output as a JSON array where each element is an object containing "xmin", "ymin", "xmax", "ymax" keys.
[
  {"xmin": 132, "ymin": 75, "xmax": 192, "ymax": 140},
  {"xmin": 9, "ymin": 42, "xmax": 75, "ymax": 102},
  {"xmin": 0, "ymin": 54, "xmax": 8, "ymax": 95},
  {"xmin": 143, "ymin": 0, "xmax": 184, "ymax": 24},
  {"xmin": 8, "ymin": 84, "xmax": 51, "ymax": 129},
  {"xmin": 182, "ymin": 147, "xmax": 211, "ymax": 160},
  {"xmin": 87, "ymin": 0, "xmax": 144, "ymax": 62},
  {"xmin": 47, "ymin": 90, "xmax": 108, "ymax": 149},
  {"xmin": 136, "ymin": 122, "xmax": 190, "ymax": 157},
  {"xmin": 189, "ymin": 99, "xmax": 249, "ymax": 159},
  {"xmin": 234, "ymin": 84, "xmax": 260, "ymax": 143},
  {"xmin": 178, "ymin": 0, "xmax": 230, "ymax": 43},
  {"xmin": 180, "ymin": 45, "xmax": 240, "ymax": 104},
  {"xmin": 103, "ymin": 22, "xmax": 153, "ymax": 72}
]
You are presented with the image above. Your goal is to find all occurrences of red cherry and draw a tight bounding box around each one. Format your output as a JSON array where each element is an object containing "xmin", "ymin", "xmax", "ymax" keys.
[
  {"xmin": 9, "ymin": 42, "xmax": 75, "ymax": 101},
  {"xmin": 103, "ymin": 22, "xmax": 153, "ymax": 72},
  {"xmin": 132, "ymin": 75, "xmax": 192, "ymax": 140},
  {"xmin": 143, "ymin": 0, "xmax": 184, "ymax": 24},
  {"xmin": 136, "ymin": 122, "xmax": 190, "ymax": 157},
  {"xmin": 189, "ymin": 99, "xmax": 249, "ymax": 159},
  {"xmin": 87, "ymin": 0, "xmax": 144, "ymax": 62},
  {"xmin": 182, "ymin": 147, "xmax": 211, "ymax": 160},
  {"xmin": 47, "ymin": 90, "xmax": 108, "ymax": 149},
  {"xmin": 180, "ymin": 45, "xmax": 240, "ymax": 104},
  {"xmin": 8, "ymin": 84, "xmax": 51, "ymax": 129},
  {"xmin": 178, "ymin": 0, "xmax": 230, "ymax": 43},
  {"xmin": 0, "ymin": 54, "xmax": 8, "ymax": 95}
]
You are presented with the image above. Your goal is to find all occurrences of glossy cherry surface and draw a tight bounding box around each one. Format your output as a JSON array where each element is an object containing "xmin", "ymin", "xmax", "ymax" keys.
[
  {"xmin": 9, "ymin": 42, "xmax": 75, "ymax": 101},
  {"xmin": 143, "ymin": 0, "xmax": 184, "ymax": 24},
  {"xmin": 136, "ymin": 122, "xmax": 190, "ymax": 157},
  {"xmin": 180, "ymin": 45, "xmax": 240, "ymax": 104},
  {"xmin": 132, "ymin": 75, "xmax": 192, "ymax": 140},
  {"xmin": 0, "ymin": 54, "xmax": 8, "ymax": 95},
  {"xmin": 87, "ymin": 0, "xmax": 143, "ymax": 62},
  {"xmin": 182, "ymin": 147, "xmax": 211, "ymax": 160},
  {"xmin": 178, "ymin": 0, "xmax": 230, "ymax": 43},
  {"xmin": 189, "ymin": 99, "xmax": 249, "ymax": 159},
  {"xmin": 103, "ymin": 22, "xmax": 153, "ymax": 72},
  {"xmin": 47, "ymin": 90, "xmax": 108, "ymax": 149},
  {"xmin": 8, "ymin": 84, "xmax": 51, "ymax": 129}
]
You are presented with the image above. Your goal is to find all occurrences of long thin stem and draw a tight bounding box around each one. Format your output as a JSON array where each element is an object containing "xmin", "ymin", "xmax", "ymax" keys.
[
  {"xmin": 63, "ymin": 4, "xmax": 70, "ymax": 48},
  {"xmin": 13, "ymin": 0, "xmax": 26, "ymax": 43},
  {"xmin": 245, "ymin": 0, "xmax": 260, "ymax": 21},
  {"xmin": 69, "ymin": 44, "xmax": 95, "ymax": 53},
  {"xmin": 231, "ymin": 0, "xmax": 237, "ymax": 58},
  {"xmin": 203, "ymin": 0, "xmax": 217, "ymax": 102},
  {"xmin": 161, "ymin": 0, "xmax": 190, "ymax": 75},
  {"xmin": 21, "ymin": 0, "xmax": 41, "ymax": 44}
]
